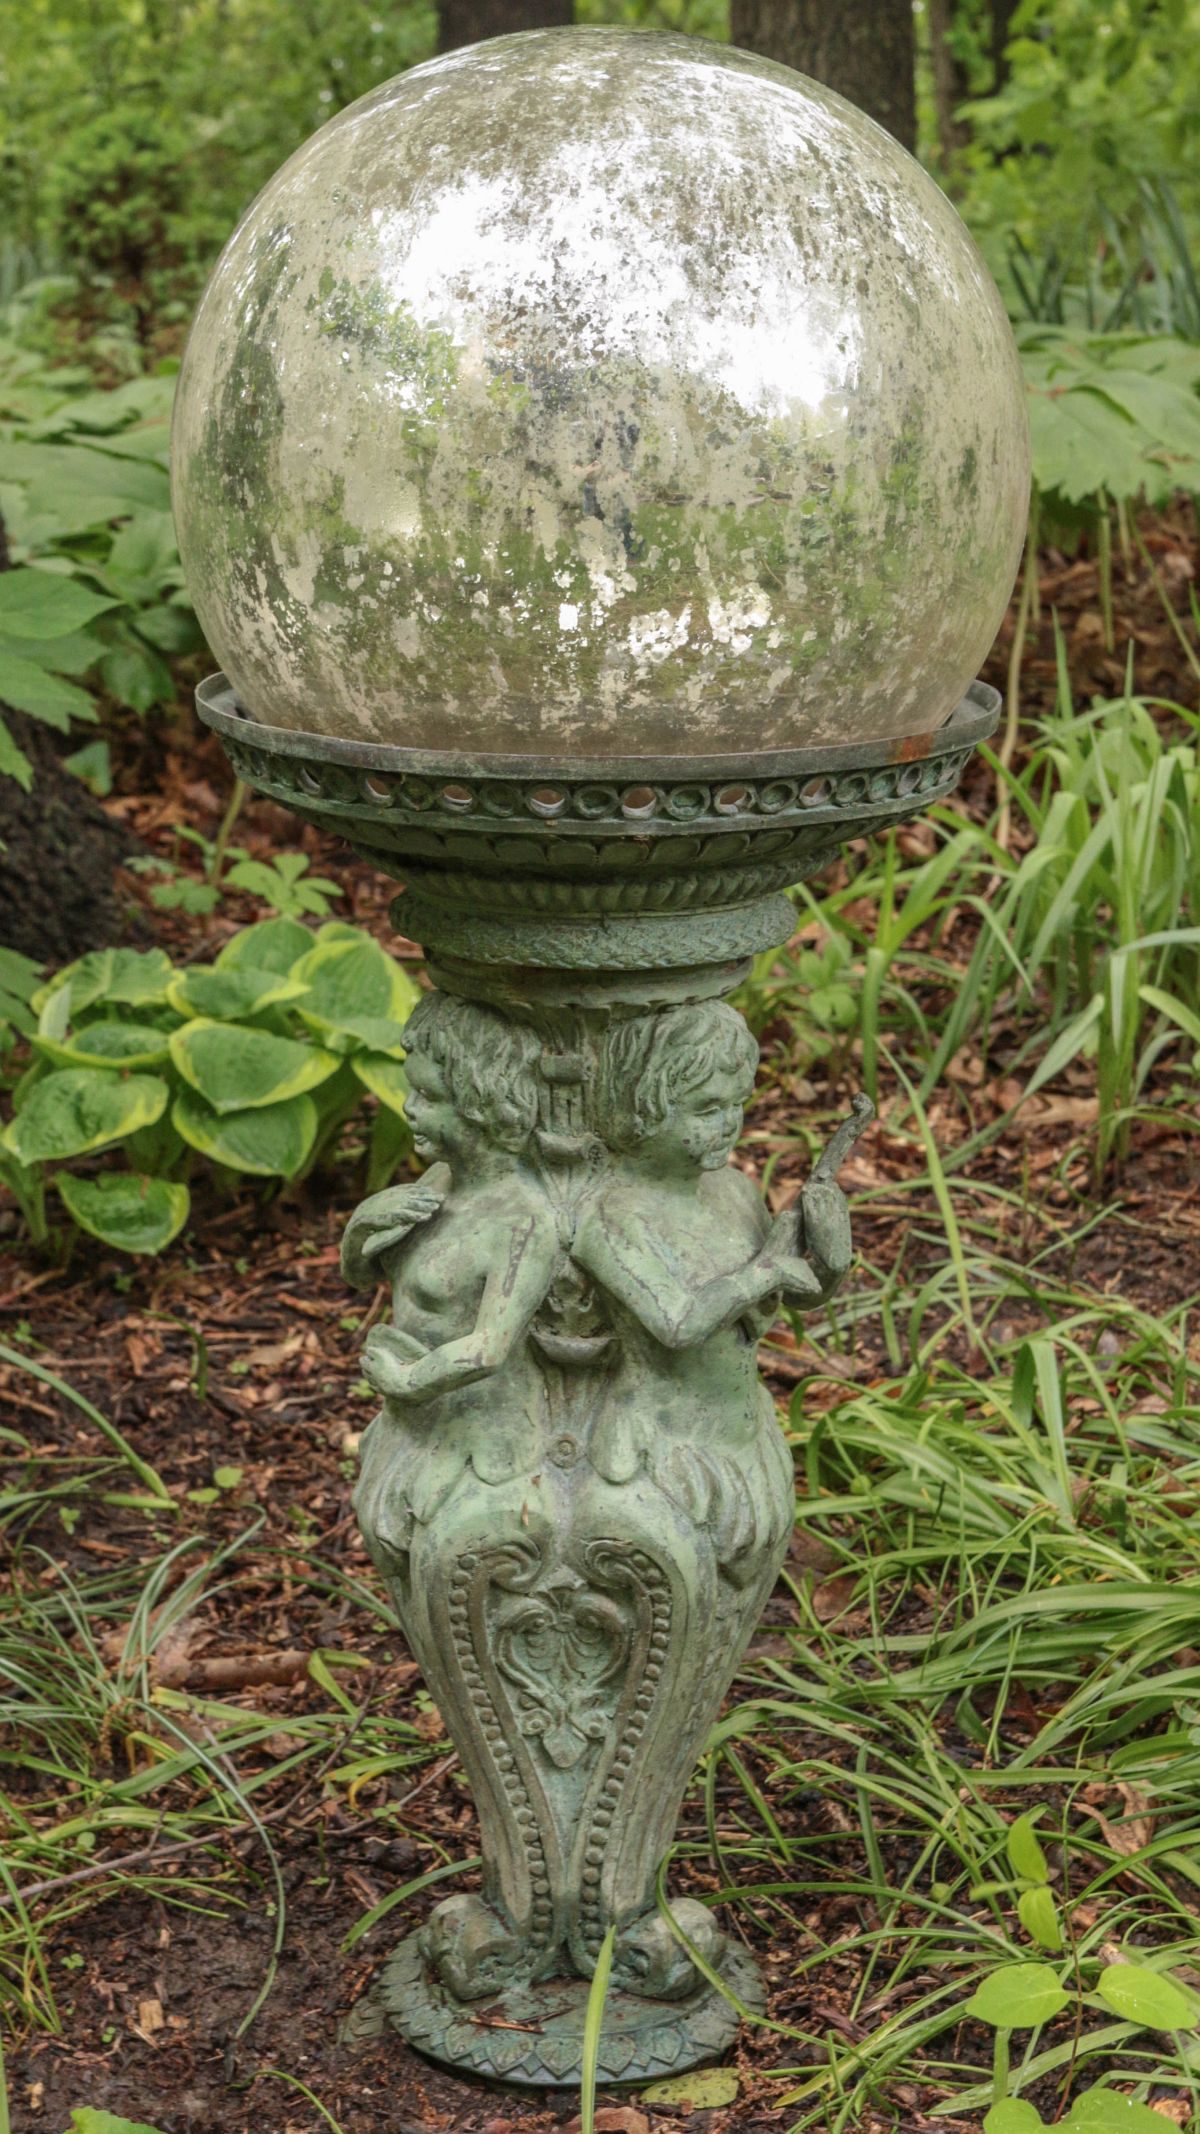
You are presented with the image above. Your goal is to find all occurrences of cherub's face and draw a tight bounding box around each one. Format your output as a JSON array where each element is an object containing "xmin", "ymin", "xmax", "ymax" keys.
[
  {"xmin": 645, "ymin": 1066, "xmax": 750, "ymax": 1173},
  {"xmin": 404, "ymin": 1053, "xmax": 463, "ymax": 1162}
]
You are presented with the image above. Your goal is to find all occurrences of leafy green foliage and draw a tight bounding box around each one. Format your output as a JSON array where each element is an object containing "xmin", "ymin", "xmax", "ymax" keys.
[
  {"xmin": 959, "ymin": 0, "xmax": 1200, "ymax": 311},
  {"xmin": 964, "ymin": 1962, "xmax": 1071, "ymax": 2028},
  {"xmin": 0, "ymin": 947, "xmax": 40, "ymax": 1061},
  {"xmin": 641, "ymin": 2069, "xmax": 740, "ymax": 2107},
  {"xmin": 42, "ymin": 106, "xmax": 193, "ymax": 343},
  {"xmin": 223, "ymin": 852, "xmax": 342, "ymax": 918},
  {"xmin": 735, "ymin": 930, "xmax": 857, "ymax": 1053},
  {"xmin": 986, "ymin": 2097, "xmax": 1175, "ymax": 2134},
  {"xmin": 1096, "ymin": 1964, "xmax": 1199, "ymax": 2030},
  {"xmin": 796, "ymin": 664, "xmax": 1200, "ymax": 1176},
  {"xmin": 56, "ymin": 1172, "xmax": 189, "ymax": 1255},
  {"xmin": 63, "ymin": 2113, "xmax": 169, "ymax": 2134},
  {"xmin": 0, "ymin": 920, "xmax": 421, "ymax": 1254},
  {"xmin": 1021, "ymin": 327, "xmax": 1200, "ymax": 510},
  {"xmin": 1, "ymin": 0, "xmax": 439, "ymax": 340},
  {"xmin": 0, "ymin": 346, "xmax": 200, "ymax": 771}
]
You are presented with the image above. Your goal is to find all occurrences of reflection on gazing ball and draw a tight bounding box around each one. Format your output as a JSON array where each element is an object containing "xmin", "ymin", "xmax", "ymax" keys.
[{"xmin": 171, "ymin": 28, "xmax": 1030, "ymax": 760}]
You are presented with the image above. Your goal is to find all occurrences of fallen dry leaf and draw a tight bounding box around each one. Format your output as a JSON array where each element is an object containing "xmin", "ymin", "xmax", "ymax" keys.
[
  {"xmin": 243, "ymin": 1333, "xmax": 308, "ymax": 1369},
  {"xmin": 1097, "ymin": 1782, "xmax": 1155, "ymax": 1857},
  {"xmin": 564, "ymin": 2109, "xmax": 649, "ymax": 2134},
  {"xmin": 808, "ymin": 1571, "xmax": 872, "ymax": 1635}
]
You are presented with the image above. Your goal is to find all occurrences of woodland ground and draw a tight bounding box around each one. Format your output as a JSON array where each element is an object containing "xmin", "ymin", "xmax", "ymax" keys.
[{"xmin": 1, "ymin": 516, "xmax": 1199, "ymax": 2134}]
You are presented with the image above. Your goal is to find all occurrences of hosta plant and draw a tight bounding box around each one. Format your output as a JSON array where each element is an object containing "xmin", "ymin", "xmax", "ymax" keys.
[{"xmin": 0, "ymin": 918, "xmax": 420, "ymax": 1255}]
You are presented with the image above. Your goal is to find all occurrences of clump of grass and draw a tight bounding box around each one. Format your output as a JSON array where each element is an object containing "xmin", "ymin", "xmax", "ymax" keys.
[{"xmin": 689, "ymin": 1182, "xmax": 1200, "ymax": 2131}]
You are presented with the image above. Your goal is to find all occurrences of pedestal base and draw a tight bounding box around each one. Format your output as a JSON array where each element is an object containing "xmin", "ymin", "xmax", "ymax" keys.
[{"xmin": 370, "ymin": 1929, "xmax": 764, "ymax": 2087}]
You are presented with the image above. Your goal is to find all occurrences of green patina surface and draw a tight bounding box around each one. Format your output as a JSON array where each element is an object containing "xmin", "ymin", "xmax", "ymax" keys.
[
  {"xmin": 172, "ymin": 27, "xmax": 1029, "ymax": 759},
  {"xmin": 340, "ymin": 968, "xmax": 872, "ymax": 2083}
]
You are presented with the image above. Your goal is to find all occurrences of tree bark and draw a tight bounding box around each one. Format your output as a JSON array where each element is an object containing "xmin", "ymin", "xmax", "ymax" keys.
[
  {"xmin": 438, "ymin": 0, "xmax": 572, "ymax": 53},
  {"xmin": 730, "ymin": 0, "xmax": 916, "ymax": 151},
  {"xmin": 0, "ymin": 517, "xmax": 138, "ymax": 965},
  {"xmin": 991, "ymin": 0, "xmax": 1019, "ymax": 91},
  {"xmin": 928, "ymin": 0, "xmax": 971, "ymax": 163}
]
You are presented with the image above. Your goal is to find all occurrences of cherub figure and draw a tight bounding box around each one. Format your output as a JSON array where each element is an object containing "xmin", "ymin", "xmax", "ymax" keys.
[
  {"xmin": 343, "ymin": 992, "xmax": 560, "ymax": 1554},
  {"xmin": 572, "ymin": 1001, "xmax": 871, "ymax": 1501}
]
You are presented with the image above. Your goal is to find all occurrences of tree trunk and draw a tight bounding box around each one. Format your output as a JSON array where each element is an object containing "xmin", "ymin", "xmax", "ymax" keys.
[
  {"xmin": 928, "ymin": 0, "xmax": 971, "ymax": 163},
  {"xmin": 0, "ymin": 517, "xmax": 139, "ymax": 965},
  {"xmin": 730, "ymin": 0, "xmax": 916, "ymax": 152},
  {"xmin": 438, "ymin": 0, "xmax": 572, "ymax": 53},
  {"xmin": 991, "ymin": 0, "xmax": 1019, "ymax": 91}
]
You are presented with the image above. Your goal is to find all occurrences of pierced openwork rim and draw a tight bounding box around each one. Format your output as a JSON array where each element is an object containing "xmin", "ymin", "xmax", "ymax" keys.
[{"xmin": 196, "ymin": 675, "xmax": 1000, "ymax": 840}]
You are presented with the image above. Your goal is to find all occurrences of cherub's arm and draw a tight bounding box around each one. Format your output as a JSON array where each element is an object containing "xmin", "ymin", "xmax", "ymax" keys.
[
  {"xmin": 573, "ymin": 1199, "xmax": 819, "ymax": 1352},
  {"xmin": 363, "ymin": 1208, "xmax": 558, "ymax": 1406},
  {"xmin": 341, "ymin": 1162, "xmax": 452, "ymax": 1289}
]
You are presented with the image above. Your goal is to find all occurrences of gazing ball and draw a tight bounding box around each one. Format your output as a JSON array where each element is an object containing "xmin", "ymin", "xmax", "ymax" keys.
[{"xmin": 172, "ymin": 28, "xmax": 1029, "ymax": 760}]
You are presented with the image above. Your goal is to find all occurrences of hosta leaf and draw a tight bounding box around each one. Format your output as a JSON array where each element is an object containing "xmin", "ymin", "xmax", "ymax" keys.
[
  {"xmin": 352, "ymin": 1052, "xmax": 409, "ymax": 1115},
  {"xmin": 169, "ymin": 1019, "xmax": 340, "ymax": 1114},
  {"xmin": 1096, "ymin": 1964, "xmax": 1198, "ymax": 2031},
  {"xmin": 5, "ymin": 1069, "xmax": 168, "ymax": 1163},
  {"xmin": 1018, "ymin": 1886, "xmax": 1062, "ymax": 1952},
  {"xmin": 1007, "ymin": 1814, "xmax": 1050, "ymax": 1886},
  {"xmin": 215, "ymin": 918, "xmax": 314, "ymax": 976},
  {"xmin": 292, "ymin": 931, "xmax": 419, "ymax": 1039},
  {"xmin": 33, "ymin": 947, "xmax": 174, "ymax": 1018},
  {"xmin": 172, "ymin": 1087, "xmax": 318, "ymax": 1177},
  {"xmin": 964, "ymin": 1963, "xmax": 1070, "ymax": 2029},
  {"xmin": 57, "ymin": 1172, "xmax": 189, "ymax": 1255},
  {"xmin": 0, "ymin": 647, "xmax": 96, "ymax": 729},
  {"xmin": 33, "ymin": 1020, "xmax": 172, "ymax": 1071},
  {"xmin": 316, "ymin": 1014, "xmax": 410, "ymax": 1055},
  {"xmin": 166, "ymin": 966, "xmax": 309, "ymax": 1022},
  {"xmin": 0, "ymin": 566, "xmax": 119, "ymax": 638}
]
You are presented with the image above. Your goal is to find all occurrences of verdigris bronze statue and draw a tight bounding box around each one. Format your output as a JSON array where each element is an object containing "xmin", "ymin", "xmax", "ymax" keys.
[
  {"xmin": 342, "ymin": 990, "xmax": 870, "ymax": 2078},
  {"xmin": 174, "ymin": 21, "xmax": 1029, "ymax": 2090}
]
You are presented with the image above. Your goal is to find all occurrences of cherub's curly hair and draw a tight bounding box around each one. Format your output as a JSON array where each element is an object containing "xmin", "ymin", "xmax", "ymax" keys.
[
  {"xmin": 593, "ymin": 1003, "xmax": 758, "ymax": 1153},
  {"xmin": 402, "ymin": 992, "xmax": 540, "ymax": 1152}
]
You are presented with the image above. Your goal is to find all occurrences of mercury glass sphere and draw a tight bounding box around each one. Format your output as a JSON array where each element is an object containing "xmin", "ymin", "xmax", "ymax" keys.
[{"xmin": 172, "ymin": 28, "xmax": 1029, "ymax": 761}]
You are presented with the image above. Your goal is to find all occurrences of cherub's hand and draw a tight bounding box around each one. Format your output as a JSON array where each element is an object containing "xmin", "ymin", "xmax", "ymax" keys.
[
  {"xmin": 771, "ymin": 1255, "xmax": 823, "ymax": 1302},
  {"xmin": 363, "ymin": 1323, "xmax": 429, "ymax": 1400},
  {"xmin": 341, "ymin": 1163, "xmax": 451, "ymax": 1288}
]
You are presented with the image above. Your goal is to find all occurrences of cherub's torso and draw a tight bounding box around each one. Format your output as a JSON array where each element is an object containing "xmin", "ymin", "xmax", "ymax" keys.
[
  {"xmin": 389, "ymin": 1174, "xmax": 556, "ymax": 1351},
  {"xmin": 575, "ymin": 1162, "xmax": 773, "ymax": 1410}
]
